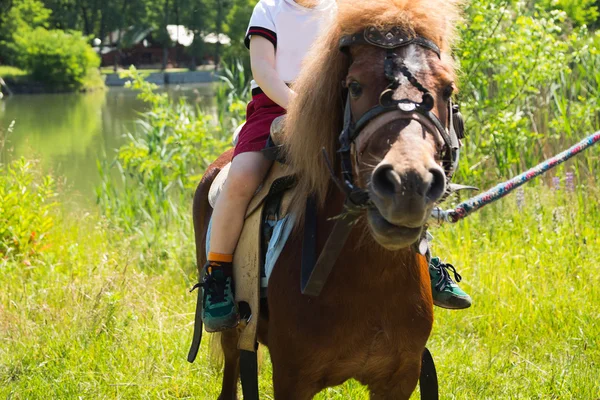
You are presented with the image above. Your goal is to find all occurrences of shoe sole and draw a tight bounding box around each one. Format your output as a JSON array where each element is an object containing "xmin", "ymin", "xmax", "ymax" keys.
[
  {"xmin": 433, "ymin": 297, "xmax": 472, "ymax": 310},
  {"xmin": 204, "ymin": 314, "xmax": 240, "ymax": 333}
]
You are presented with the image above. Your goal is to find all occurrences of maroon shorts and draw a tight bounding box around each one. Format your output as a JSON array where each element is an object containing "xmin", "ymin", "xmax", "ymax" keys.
[{"xmin": 233, "ymin": 91, "xmax": 286, "ymax": 158}]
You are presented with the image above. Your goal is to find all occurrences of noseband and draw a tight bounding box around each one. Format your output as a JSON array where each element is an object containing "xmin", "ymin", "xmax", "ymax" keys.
[{"xmin": 330, "ymin": 26, "xmax": 465, "ymax": 211}]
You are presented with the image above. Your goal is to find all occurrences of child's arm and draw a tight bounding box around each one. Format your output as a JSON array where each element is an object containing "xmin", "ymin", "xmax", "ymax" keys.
[{"xmin": 250, "ymin": 36, "xmax": 296, "ymax": 109}]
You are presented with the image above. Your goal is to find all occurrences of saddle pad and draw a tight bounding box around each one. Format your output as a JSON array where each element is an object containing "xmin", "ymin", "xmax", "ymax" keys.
[
  {"xmin": 205, "ymin": 193, "xmax": 295, "ymax": 289},
  {"xmin": 208, "ymin": 162, "xmax": 231, "ymax": 209},
  {"xmin": 208, "ymin": 161, "xmax": 292, "ymax": 213},
  {"xmin": 204, "ymin": 197, "xmax": 294, "ymax": 352}
]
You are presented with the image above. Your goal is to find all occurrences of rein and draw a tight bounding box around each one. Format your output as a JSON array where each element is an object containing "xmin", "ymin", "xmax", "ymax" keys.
[{"xmin": 431, "ymin": 130, "xmax": 600, "ymax": 224}]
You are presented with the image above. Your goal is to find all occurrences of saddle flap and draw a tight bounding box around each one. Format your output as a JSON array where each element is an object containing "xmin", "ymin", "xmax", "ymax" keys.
[
  {"xmin": 232, "ymin": 162, "xmax": 295, "ymax": 351},
  {"xmin": 234, "ymin": 204, "xmax": 262, "ymax": 352},
  {"xmin": 245, "ymin": 162, "xmax": 292, "ymax": 218},
  {"xmin": 208, "ymin": 161, "xmax": 292, "ymax": 214}
]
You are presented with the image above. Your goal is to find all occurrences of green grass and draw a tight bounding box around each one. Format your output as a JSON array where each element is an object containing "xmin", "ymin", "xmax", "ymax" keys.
[{"xmin": 1, "ymin": 180, "xmax": 598, "ymax": 398}]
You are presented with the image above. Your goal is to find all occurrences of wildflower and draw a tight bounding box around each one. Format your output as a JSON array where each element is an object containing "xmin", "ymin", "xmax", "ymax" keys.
[
  {"xmin": 566, "ymin": 171, "xmax": 575, "ymax": 192},
  {"xmin": 552, "ymin": 176, "xmax": 560, "ymax": 191},
  {"xmin": 516, "ymin": 187, "xmax": 525, "ymax": 210}
]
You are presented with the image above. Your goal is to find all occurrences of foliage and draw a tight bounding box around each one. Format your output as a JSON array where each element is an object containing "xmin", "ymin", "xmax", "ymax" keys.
[
  {"xmin": 96, "ymin": 66, "xmax": 228, "ymax": 249},
  {"xmin": 0, "ymin": 157, "xmax": 57, "ymax": 261},
  {"xmin": 223, "ymin": 0, "xmax": 254, "ymax": 57},
  {"xmin": 456, "ymin": 0, "xmax": 600, "ymax": 186},
  {"xmin": 215, "ymin": 59, "xmax": 251, "ymax": 131},
  {"xmin": 540, "ymin": 0, "xmax": 600, "ymax": 26},
  {"xmin": 0, "ymin": 0, "xmax": 51, "ymax": 64},
  {"xmin": 12, "ymin": 27, "xmax": 101, "ymax": 89},
  {"xmin": 0, "ymin": 66, "xmax": 27, "ymax": 79}
]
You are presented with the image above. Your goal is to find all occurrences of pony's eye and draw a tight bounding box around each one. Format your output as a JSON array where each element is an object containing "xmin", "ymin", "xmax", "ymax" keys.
[
  {"xmin": 348, "ymin": 81, "xmax": 363, "ymax": 98},
  {"xmin": 442, "ymin": 85, "xmax": 454, "ymax": 101}
]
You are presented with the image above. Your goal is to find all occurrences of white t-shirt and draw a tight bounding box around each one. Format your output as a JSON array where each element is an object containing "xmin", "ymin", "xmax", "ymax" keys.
[{"xmin": 245, "ymin": 0, "xmax": 336, "ymax": 90}]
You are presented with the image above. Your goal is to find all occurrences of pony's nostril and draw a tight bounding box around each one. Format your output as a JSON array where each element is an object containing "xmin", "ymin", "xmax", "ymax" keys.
[
  {"xmin": 426, "ymin": 167, "xmax": 446, "ymax": 202},
  {"xmin": 372, "ymin": 164, "xmax": 401, "ymax": 197}
]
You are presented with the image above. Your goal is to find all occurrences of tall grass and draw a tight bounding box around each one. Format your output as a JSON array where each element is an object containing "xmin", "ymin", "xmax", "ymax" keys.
[
  {"xmin": 214, "ymin": 59, "xmax": 251, "ymax": 132},
  {"xmin": 96, "ymin": 67, "xmax": 229, "ymax": 260},
  {"xmin": 1, "ymin": 165, "xmax": 598, "ymax": 398},
  {"xmin": 456, "ymin": 1, "xmax": 600, "ymax": 187}
]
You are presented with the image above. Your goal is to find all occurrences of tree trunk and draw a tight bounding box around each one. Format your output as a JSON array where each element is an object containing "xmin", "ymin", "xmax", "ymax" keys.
[
  {"xmin": 78, "ymin": 0, "xmax": 92, "ymax": 36},
  {"xmin": 162, "ymin": 0, "xmax": 170, "ymax": 70},
  {"xmin": 215, "ymin": 0, "xmax": 223, "ymax": 71}
]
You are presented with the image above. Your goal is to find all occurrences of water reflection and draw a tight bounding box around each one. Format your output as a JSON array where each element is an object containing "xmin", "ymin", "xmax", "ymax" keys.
[{"xmin": 0, "ymin": 84, "xmax": 215, "ymax": 204}]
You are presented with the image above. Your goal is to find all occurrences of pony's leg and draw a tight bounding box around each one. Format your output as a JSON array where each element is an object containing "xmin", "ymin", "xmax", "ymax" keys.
[
  {"xmin": 368, "ymin": 359, "xmax": 421, "ymax": 400},
  {"xmin": 272, "ymin": 370, "xmax": 321, "ymax": 400},
  {"xmin": 218, "ymin": 329, "xmax": 240, "ymax": 400}
]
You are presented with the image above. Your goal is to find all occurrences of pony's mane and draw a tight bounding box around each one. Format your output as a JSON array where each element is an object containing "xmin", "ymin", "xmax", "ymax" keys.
[{"xmin": 283, "ymin": 0, "xmax": 463, "ymax": 216}]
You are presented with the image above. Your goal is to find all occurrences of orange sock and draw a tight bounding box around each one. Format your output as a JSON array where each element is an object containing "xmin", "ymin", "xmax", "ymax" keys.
[{"xmin": 208, "ymin": 252, "xmax": 233, "ymax": 264}]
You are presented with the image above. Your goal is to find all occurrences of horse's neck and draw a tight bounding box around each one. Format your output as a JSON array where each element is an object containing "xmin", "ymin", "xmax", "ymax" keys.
[
  {"xmin": 347, "ymin": 222, "xmax": 423, "ymax": 280},
  {"xmin": 319, "ymin": 195, "xmax": 425, "ymax": 286}
]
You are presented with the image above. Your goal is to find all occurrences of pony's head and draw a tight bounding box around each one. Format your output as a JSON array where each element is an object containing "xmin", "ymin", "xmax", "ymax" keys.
[{"xmin": 284, "ymin": 0, "xmax": 462, "ymax": 250}]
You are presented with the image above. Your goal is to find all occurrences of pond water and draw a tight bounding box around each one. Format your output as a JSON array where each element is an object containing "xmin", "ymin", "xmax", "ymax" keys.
[{"xmin": 0, "ymin": 85, "xmax": 215, "ymax": 205}]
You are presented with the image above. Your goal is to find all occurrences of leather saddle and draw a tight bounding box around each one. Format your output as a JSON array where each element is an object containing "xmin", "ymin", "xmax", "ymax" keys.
[{"xmin": 208, "ymin": 116, "xmax": 295, "ymax": 352}]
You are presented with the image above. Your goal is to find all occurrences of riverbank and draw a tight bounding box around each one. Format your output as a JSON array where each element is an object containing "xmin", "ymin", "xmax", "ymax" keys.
[
  {"xmin": 0, "ymin": 84, "xmax": 215, "ymax": 202},
  {"xmin": 0, "ymin": 67, "xmax": 218, "ymax": 94},
  {"xmin": 0, "ymin": 66, "xmax": 105, "ymax": 95},
  {"xmin": 104, "ymin": 70, "xmax": 217, "ymax": 87}
]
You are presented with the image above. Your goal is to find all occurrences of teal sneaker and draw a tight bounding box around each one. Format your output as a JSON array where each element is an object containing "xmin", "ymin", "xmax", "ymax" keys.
[
  {"xmin": 199, "ymin": 262, "xmax": 239, "ymax": 332},
  {"xmin": 429, "ymin": 257, "xmax": 472, "ymax": 310}
]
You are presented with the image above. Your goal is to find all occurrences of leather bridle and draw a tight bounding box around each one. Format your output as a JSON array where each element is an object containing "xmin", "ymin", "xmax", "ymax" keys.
[
  {"xmin": 302, "ymin": 26, "xmax": 467, "ymax": 297},
  {"xmin": 329, "ymin": 26, "xmax": 466, "ymax": 212}
]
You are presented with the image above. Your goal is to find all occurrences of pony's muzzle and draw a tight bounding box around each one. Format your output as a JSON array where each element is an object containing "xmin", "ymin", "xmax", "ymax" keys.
[{"xmin": 370, "ymin": 162, "xmax": 446, "ymax": 227}]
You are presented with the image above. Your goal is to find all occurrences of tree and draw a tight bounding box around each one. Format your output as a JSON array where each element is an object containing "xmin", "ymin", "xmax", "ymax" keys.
[
  {"xmin": 222, "ymin": 0, "xmax": 254, "ymax": 64},
  {"xmin": 180, "ymin": 0, "xmax": 216, "ymax": 68},
  {"xmin": 0, "ymin": 0, "xmax": 51, "ymax": 65}
]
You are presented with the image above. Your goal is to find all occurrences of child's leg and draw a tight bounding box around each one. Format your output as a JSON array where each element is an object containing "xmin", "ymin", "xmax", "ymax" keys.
[
  {"xmin": 210, "ymin": 152, "xmax": 272, "ymax": 254},
  {"xmin": 202, "ymin": 152, "xmax": 272, "ymax": 332}
]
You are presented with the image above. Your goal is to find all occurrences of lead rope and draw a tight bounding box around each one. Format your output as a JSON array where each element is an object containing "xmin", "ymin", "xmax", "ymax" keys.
[{"xmin": 432, "ymin": 130, "xmax": 600, "ymax": 224}]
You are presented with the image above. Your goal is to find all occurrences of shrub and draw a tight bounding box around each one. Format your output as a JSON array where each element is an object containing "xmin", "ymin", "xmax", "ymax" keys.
[
  {"xmin": 0, "ymin": 0, "xmax": 50, "ymax": 65},
  {"xmin": 456, "ymin": 0, "xmax": 600, "ymax": 185},
  {"xmin": 97, "ymin": 67, "xmax": 228, "ymax": 249},
  {"xmin": 540, "ymin": 0, "xmax": 599, "ymax": 26},
  {"xmin": 215, "ymin": 59, "xmax": 251, "ymax": 131},
  {"xmin": 0, "ymin": 158, "xmax": 57, "ymax": 261},
  {"xmin": 13, "ymin": 27, "xmax": 100, "ymax": 89}
]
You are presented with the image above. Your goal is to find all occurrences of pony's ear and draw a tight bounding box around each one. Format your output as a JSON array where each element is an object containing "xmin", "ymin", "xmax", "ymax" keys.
[{"xmin": 284, "ymin": 25, "xmax": 350, "ymax": 213}]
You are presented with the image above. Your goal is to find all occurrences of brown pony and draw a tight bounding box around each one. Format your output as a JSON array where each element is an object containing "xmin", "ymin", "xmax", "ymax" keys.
[{"xmin": 193, "ymin": 0, "xmax": 463, "ymax": 398}]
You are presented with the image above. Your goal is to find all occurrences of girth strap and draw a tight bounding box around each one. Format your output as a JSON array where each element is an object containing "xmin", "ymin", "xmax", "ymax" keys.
[
  {"xmin": 420, "ymin": 347, "xmax": 439, "ymax": 400},
  {"xmin": 240, "ymin": 348, "xmax": 260, "ymax": 400},
  {"xmin": 187, "ymin": 283, "xmax": 204, "ymax": 363},
  {"xmin": 301, "ymin": 197, "xmax": 318, "ymax": 293}
]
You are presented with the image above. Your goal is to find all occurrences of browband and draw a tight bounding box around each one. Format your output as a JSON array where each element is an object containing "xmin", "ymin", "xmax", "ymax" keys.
[{"xmin": 339, "ymin": 26, "xmax": 441, "ymax": 59}]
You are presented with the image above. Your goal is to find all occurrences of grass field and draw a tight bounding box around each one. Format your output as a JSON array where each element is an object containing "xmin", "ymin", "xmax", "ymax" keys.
[{"xmin": 1, "ymin": 176, "xmax": 598, "ymax": 399}]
